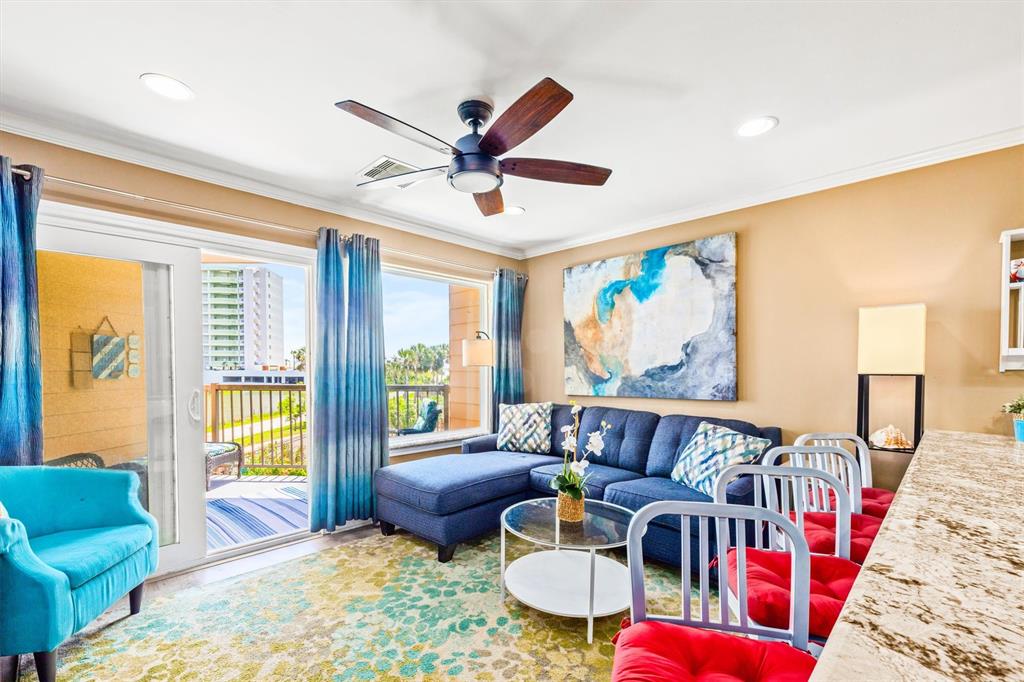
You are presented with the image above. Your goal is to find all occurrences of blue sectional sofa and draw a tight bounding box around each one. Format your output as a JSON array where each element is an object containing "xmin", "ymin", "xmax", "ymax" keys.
[{"xmin": 374, "ymin": 405, "xmax": 781, "ymax": 569}]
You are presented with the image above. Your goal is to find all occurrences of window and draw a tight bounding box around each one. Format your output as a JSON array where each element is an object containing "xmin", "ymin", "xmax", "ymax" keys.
[{"xmin": 382, "ymin": 267, "xmax": 490, "ymax": 447}]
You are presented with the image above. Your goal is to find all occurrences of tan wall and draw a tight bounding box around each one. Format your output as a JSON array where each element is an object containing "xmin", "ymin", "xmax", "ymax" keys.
[
  {"xmin": 523, "ymin": 146, "xmax": 1024, "ymax": 488},
  {"xmin": 38, "ymin": 251, "xmax": 147, "ymax": 466},
  {"xmin": 448, "ymin": 285, "xmax": 483, "ymax": 430}
]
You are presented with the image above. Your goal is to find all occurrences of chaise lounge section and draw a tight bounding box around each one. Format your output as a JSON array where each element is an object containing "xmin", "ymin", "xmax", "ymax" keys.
[{"xmin": 373, "ymin": 404, "xmax": 780, "ymax": 569}]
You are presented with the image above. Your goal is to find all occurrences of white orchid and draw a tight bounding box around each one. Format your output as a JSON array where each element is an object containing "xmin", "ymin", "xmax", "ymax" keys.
[
  {"xmin": 571, "ymin": 403, "xmax": 583, "ymax": 415},
  {"xmin": 586, "ymin": 430, "xmax": 606, "ymax": 456},
  {"xmin": 560, "ymin": 424, "xmax": 574, "ymax": 434},
  {"xmin": 561, "ymin": 434, "xmax": 577, "ymax": 452},
  {"xmin": 569, "ymin": 459, "xmax": 589, "ymax": 477}
]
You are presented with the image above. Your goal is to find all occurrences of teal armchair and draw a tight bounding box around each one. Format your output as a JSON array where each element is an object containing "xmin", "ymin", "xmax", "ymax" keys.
[{"xmin": 0, "ymin": 466, "xmax": 159, "ymax": 682}]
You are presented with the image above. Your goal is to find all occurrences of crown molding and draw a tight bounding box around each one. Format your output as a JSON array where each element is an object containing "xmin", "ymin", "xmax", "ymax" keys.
[
  {"xmin": 5, "ymin": 108, "xmax": 1020, "ymax": 262},
  {"xmin": 520, "ymin": 126, "xmax": 1024, "ymax": 258},
  {"xmin": 0, "ymin": 109, "xmax": 527, "ymax": 260}
]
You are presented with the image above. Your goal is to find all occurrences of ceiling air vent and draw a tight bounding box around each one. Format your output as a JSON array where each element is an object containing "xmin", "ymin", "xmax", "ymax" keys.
[{"xmin": 357, "ymin": 156, "xmax": 427, "ymax": 189}]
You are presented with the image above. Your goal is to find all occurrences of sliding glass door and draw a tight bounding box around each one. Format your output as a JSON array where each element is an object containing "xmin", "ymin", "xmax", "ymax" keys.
[{"xmin": 36, "ymin": 220, "xmax": 207, "ymax": 574}]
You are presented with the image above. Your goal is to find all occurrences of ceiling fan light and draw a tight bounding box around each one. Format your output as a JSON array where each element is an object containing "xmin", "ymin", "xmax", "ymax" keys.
[
  {"xmin": 736, "ymin": 116, "xmax": 779, "ymax": 137},
  {"xmin": 449, "ymin": 170, "xmax": 501, "ymax": 193}
]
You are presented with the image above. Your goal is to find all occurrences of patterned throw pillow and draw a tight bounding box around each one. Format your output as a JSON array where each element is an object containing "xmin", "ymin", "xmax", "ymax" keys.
[
  {"xmin": 497, "ymin": 402, "xmax": 553, "ymax": 454},
  {"xmin": 671, "ymin": 421, "xmax": 771, "ymax": 497}
]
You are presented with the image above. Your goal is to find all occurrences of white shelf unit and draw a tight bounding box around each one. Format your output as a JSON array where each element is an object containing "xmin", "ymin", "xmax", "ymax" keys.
[{"xmin": 1000, "ymin": 228, "xmax": 1024, "ymax": 371}]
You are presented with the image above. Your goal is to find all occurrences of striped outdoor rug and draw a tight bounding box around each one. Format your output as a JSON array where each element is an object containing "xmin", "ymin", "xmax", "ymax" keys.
[{"xmin": 206, "ymin": 485, "xmax": 308, "ymax": 550}]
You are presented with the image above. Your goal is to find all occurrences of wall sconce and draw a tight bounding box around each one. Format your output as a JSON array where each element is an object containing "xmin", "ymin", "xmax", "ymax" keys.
[{"xmin": 462, "ymin": 330, "xmax": 494, "ymax": 368}]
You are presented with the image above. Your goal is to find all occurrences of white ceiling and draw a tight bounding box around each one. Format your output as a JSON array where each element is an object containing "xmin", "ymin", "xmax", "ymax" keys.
[{"xmin": 1, "ymin": 1, "xmax": 1022, "ymax": 258}]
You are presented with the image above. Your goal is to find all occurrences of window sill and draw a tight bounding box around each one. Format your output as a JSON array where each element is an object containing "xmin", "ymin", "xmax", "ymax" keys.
[{"xmin": 388, "ymin": 429, "xmax": 488, "ymax": 458}]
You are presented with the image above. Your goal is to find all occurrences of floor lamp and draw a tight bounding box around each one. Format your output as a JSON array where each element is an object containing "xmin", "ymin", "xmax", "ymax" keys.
[{"xmin": 857, "ymin": 304, "xmax": 926, "ymax": 453}]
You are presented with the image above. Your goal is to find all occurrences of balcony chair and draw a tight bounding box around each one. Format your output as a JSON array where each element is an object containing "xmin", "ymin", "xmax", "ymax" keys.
[
  {"xmin": 794, "ymin": 432, "xmax": 894, "ymax": 518},
  {"xmin": 397, "ymin": 399, "xmax": 441, "ymax": 436},
  {"xmin": 204, "ymin": 441, "xmax": 243, "ymax": 490},
  {"xmin": 714, "ymin": 464, "xmax": 863, "ymax": 643},
  {"xmin": 0, "ymin": 467, "xmax": 159, "ymax": 682},
  {"xmin": 612, "ymin": 500, "xmax": 818, "ymax": 681}
]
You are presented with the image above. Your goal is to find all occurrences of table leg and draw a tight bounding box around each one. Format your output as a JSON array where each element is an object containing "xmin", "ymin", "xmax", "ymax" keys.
[
  {"xmin": 500, "ymin": 523, "xmax": 506, "ymax": 601},
  {"xmin": 588, "ymin": 548, "xmax": 596, "ymax": 644}
]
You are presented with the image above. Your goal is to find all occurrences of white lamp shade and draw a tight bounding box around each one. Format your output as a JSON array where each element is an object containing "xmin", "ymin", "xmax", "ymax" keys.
[
  {"xmin": 857, "ymin": 303, "xmax": 927, "ymax": 374},
  {"xmin": 462, "ymin": 337, "xmax": 494, "ymax": 367}
]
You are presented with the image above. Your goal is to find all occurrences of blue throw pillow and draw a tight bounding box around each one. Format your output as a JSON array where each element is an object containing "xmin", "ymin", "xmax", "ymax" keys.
[
  {"xmin": 670, "ymin": 421, "xmax": 771, "ymax": 497},
  {"xmin": 497, "ymin": 402, "xmax": 553, "ymax": 454}
]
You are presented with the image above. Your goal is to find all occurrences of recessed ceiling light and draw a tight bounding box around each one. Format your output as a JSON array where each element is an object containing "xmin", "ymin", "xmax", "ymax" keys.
[
  {"xmin": 139, "ymin": 73, "xmax": 195, "ymax": 101},
  {"xmin": 503, "ymin": 206, "xmax": 526, "ymax": 216},
  {"xmin": 736, "ymin": 116, "xmax": 779, "ymax": 138}
]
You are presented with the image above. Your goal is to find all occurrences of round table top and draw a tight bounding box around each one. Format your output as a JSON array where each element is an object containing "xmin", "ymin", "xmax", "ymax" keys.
[{"xmin": 500, "ymin": 497, "xmax": 635, "ymax": 550}]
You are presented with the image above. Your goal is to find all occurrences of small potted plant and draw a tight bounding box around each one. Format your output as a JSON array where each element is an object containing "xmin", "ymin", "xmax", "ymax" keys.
[
  {"xmin": 1002, "ymin": 394, "xmax": 1024, "ymax": 442},
  {"xmin": 551, "ymin": 403, "xmax": 611, "ymax": 522}
]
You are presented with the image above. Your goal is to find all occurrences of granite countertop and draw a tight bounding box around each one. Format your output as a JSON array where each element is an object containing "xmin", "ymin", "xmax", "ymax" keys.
[{"xmin": 811, "ymin": 430, "xmax": 1024, "ymax": 681}]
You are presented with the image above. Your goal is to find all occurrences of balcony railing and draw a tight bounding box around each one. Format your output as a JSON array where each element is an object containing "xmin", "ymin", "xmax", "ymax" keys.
[
  {"xmin": 206, "ymin": 383, "xmax": 308, "ymax": 472},
  {"xmin": 204, "ymin": 382, "xmax": 454, "ymax": 473}
]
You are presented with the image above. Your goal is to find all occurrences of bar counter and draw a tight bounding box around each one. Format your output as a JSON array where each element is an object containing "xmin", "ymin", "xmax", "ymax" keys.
[{"xmin": 810, "ymin": 430, "xmax": 1024, "ymax": 681}]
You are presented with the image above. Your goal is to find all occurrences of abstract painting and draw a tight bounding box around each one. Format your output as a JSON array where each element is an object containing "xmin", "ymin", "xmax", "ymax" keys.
[{"xmin": 563, "ymin": 232, "xmax": 736, "ymax": 400}]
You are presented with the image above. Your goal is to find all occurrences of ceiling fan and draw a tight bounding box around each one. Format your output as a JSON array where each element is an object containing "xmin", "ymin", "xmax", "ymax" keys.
[{"xmin": 335, "ymin": 77, "xmax": 612, "ymax": 217}]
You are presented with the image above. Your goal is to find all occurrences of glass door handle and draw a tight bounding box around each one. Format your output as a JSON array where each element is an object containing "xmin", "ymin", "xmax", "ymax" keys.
[{"xmin": 187, "ymin": 388, "xmax": 202, "ymax": 422}]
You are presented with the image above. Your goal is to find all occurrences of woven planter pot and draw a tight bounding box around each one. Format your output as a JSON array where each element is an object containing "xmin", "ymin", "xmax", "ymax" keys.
[{"xmin": 556, "ymin": 491, "xmax": 585, "ymax": 523}]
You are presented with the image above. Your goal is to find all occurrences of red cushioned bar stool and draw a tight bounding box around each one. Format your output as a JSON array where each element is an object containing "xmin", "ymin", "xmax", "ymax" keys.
[
  {"xmin": 794, "ymin": 432, "xmax": 895, "ymax": 518},
  {"xmin": 759, "ymin": 446, "xmax": 883, "ymax": 564},
  {"xmin": 714, "ymin": 464, "xmax": 863, "ymax": 644},
  {"xmin": 612, "ymin": 500, "xmax": 818, "ymax": 682}
]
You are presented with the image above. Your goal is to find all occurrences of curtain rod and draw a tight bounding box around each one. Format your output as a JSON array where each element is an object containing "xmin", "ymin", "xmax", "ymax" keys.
[{"xmin": 7, "ymin": 167, "xmax": 500, "ymax": 275}]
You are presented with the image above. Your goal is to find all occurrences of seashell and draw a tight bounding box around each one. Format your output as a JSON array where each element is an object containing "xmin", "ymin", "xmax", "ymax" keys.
[{"xmin": 869, "ymin": 424, "xmax": 912, "ymax": 449}]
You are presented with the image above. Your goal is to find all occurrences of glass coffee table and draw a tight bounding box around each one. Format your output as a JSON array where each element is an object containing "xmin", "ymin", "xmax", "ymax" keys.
[{"xmin": 499, "ymin": 497, "xmax": 636, "ymax": 643}]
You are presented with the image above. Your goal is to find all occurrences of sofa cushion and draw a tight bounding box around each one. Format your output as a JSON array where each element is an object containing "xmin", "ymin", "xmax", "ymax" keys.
[
  {"xmin": 374, "ymin": 452, "xmax": 561, "ymax": 515},
  {"xmin": 647, "ymin": 414, "xmax": 778, "ymax": 478},
  {"xmin": 31, "ymin": 524, "xmax": 153, "ymax": 589},
  {"xmin": 604, "ymin": 477, "xmax": 715, "ymax": 531},
  {"xmin": 497, "ymin": 402, "xmax": 553, "ymax": 453},
  {"xmin": 670, "ymin": 422, "xmax": 772, "ymax": 497},
  {"xmin": 550, "ymin": 404, "xmax": 580, "ymax": 458},
  {"xmin": 576, "ymin": 407, "xmax": 659, "ymax": 474},
  {"xmin": 530, "ymin": 462, "xmax": 643, "ymax": 499}
]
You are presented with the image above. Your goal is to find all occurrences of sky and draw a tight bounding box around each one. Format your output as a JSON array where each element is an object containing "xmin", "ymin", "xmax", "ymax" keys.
[
  {"xmin": 382, "ymin": 272, "xmax": 449, "ymax": 357},
  {"xmin": 261, "ymin": 265, "xmax": 450, "ymax": 359}
]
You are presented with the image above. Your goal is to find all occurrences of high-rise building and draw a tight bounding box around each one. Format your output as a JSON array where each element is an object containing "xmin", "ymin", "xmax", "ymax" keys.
[{"xmin": 202, "ymin": 265, "xmax": 285, "ymax": 370}]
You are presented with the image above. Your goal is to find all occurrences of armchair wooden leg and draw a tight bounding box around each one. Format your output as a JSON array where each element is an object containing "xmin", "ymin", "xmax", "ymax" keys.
[
  {"xmin": 33, "ymin": 651, "xmax": 55, "ymax": 682},
  {"xmin": 379, "ymin": 521, "xmax": 396, "ymax": 537},
  {"xmin": 437, "ymin": 543, "xmax": 457, "ymax": 563},
  {"xmin": 1, "ymin": 654, "xmax": 20, "ymax": 682},
  {"xmin": 129, "ymin": 583, "xmax": 144, "ymax": 615}
]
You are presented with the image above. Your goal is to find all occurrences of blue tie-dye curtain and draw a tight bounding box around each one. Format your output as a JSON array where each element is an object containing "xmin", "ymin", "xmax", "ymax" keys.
[
  {"xmin": 492, "ymin": 268, "xmax": 528, "ymax": 431},
  {"xmin": 310, "ymin": 229, "xmax": 388, "ymax": 532},
  {"xmin": 0, "ymin": 157, "xmax": 44, "ymax": 466}
]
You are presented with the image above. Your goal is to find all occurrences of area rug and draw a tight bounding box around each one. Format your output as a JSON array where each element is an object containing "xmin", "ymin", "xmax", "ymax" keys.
[
  {"xmin": 44, "ymin": 531, "xmax": 714, "ymax": 681},
  {"xmin": 206, "ymin": 484, "xmax": 309, "ymax": 550}
]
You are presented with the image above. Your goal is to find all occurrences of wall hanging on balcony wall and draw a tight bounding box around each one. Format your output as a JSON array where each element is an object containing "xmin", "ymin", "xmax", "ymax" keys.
[
  {"xmin": 73, "ymin": 316, "xmax": 140, "ymax": 381},
  {"xmin": 563, "ymin": 232, "xmax": 737, "ymax": 400}
]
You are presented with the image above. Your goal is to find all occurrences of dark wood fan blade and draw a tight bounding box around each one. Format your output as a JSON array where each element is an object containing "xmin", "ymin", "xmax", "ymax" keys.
[
  {"xmin": 335, "ymin": 100, "xmax": 456, "ymax": 156},
  {"xmin": 356, "ymin": 166, "xmax": 447, "ymax": 189},
  {"xmin": 478, "ymin": 78, "xmax": 573, "ymax": 157},
  {"xmin": 500, "ymin": 158, "xmax": 611, "ymax": 185},
  {"xmin": 474, "ymin": 188, "xmax": 504, "ymax": 216}
]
